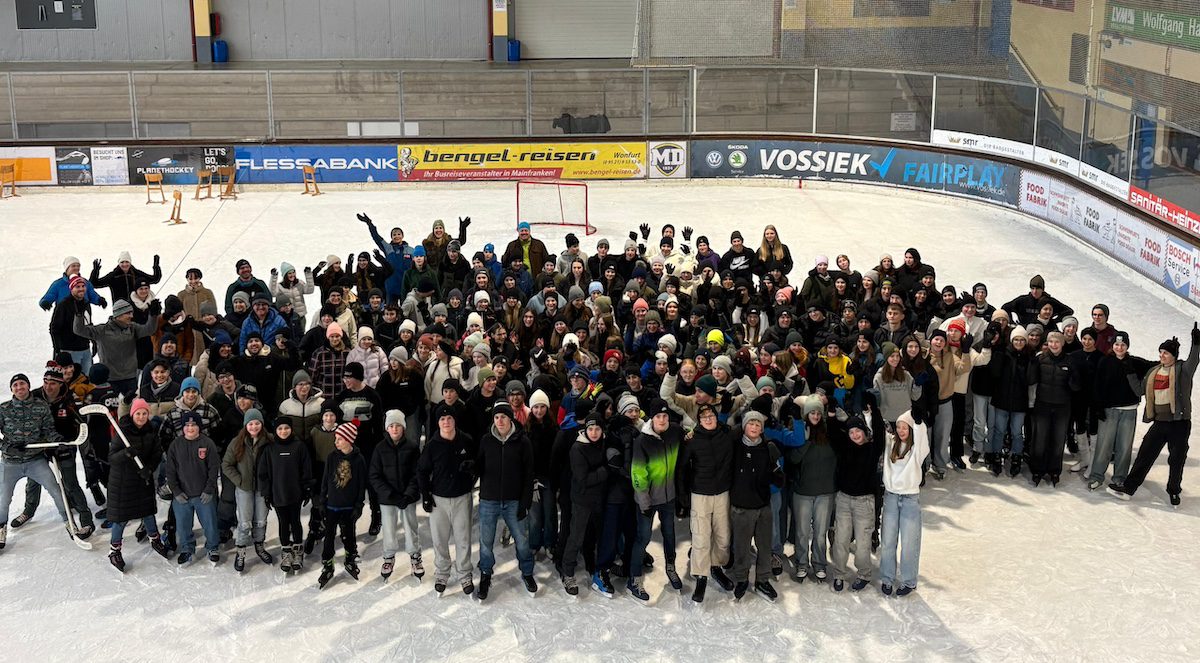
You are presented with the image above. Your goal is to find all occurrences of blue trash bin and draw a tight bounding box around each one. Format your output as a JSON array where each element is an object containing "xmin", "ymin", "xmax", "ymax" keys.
[
  {"xmin": 212, "ymin": 40, "xmax": 229, "ymax": 63},
  {"xmin": 507, "ymin": 39, "xmax": 521, "ymax": 62}
]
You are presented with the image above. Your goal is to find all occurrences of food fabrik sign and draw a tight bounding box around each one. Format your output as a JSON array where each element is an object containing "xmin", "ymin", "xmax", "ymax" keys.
[{"xmin": 691, "ymin": 140, "xmax": 1019, "ymax": 207}]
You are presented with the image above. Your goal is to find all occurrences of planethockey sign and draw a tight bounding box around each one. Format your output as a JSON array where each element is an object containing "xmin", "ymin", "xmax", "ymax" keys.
[
  {"xmin": 395, "ymin": 143, "xmax": 647, "ymax": 181},
  {"xmin": 648, "ymin": 141, "xmax": 688, "ymax": 179},
  {"xmin": 127, "ymin": 146, "xmax": 232, "ymax": 185},
  {"xmin": 691, "ymin": 140, "xmax": 1019, "ymax": 206},
  {"xmin": 235, "ymin": 145, "xmax": 398, "ymax": 184}
]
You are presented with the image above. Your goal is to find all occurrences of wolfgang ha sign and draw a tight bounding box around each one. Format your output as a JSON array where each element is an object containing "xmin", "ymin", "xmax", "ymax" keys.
[
  {"xmin": 691, "ymin": 140, "xmax": 1019, "ymax": 207},
  {"xmin": 1106, "ymin": 2, "xmax": 1200, "ymax": 51}
]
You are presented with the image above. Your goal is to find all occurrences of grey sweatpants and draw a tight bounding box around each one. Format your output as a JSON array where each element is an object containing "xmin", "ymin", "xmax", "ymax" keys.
[
  {"xmin": 730, "ymin": 504, "xmax": 773, "ymax": 583},
  {"xmin": 429, "ymin": 493, "xmax": 472, "ymax": 583},
  {"xmin": 831, "ymin": 492, "xmax": 874, "ymax": 582}
]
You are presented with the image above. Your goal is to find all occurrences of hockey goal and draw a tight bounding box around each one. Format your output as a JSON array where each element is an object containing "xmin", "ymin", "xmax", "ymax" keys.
[{"xmin": 515, "ymin": 179, "xmax": 594, "ymax": 236}]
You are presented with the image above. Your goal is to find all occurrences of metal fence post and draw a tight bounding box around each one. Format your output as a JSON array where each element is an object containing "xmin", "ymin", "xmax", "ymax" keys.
[
  {"xmin": 128, "ymin": 72, "xmax": 139, "ymax": 139},
  {"xmin": 6, "ymin": 73, "xmax": 17, "ymax": 140},
  {"xmin": 526, "ymin": 70, "xmax": 533, "ymax": 137},
  {"xmin": 811, "ymin": 68, "xmax": 819, "ymax": 134},
  {"xmin": 398, "ymin": 70, "xmax": 405, "ymax": 137},
  {"xmin": 643, "ymin": 68, "xmax": 650, "ymax": 136},
  {"xmin": 929, "ymin": 74, "xmax": 938, "ymax": 140},
  {"xmin": 689, "ymin": 67, "xmax": 697, "ymax": 133},
  {"xmin": 1032, "ymin": 85, "xmax": 1040, "ymax": 152},
  {"xmin": 265, "ymin": 71, "xmax": 275, "ymax": 140}
]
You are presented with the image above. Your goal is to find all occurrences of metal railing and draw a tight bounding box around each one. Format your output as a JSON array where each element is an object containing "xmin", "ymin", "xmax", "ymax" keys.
[{"xmin": 1, "ymin": 65, "xmax": 1197, "ymax": 215}]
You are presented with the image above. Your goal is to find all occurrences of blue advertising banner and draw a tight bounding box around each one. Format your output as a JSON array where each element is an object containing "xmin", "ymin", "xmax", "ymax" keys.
[
  {"xmin": 234, "ymin": 145, "xmax": 399, "ymax": 184},
  {"xmin": 691, "ymin": 140, "xmax": 1019, "ymax": 207}
]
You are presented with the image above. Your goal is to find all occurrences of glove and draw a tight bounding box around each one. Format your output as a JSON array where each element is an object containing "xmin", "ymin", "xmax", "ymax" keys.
[
  {"xmin": 982, "ymin": 324, "xmax": 998, "ymax": 346},
  {"xmin": 637, "ymin": 244, "xmax": 646, "ymax": 257},
  {"xmin": 97, "ymin": 296, "xmax": 108, "ymax": 309},
  {"xmin": 683, "ymin": 226, "xmax": 693, "ymax": 241},
  {"xmin": 834, "ymin": 407, "xmax": 848, "ymax": 422},
  {"xmin": 147, "ymin": 299, "xmax": 162, "ymax": 317},
  {"xmin": 517, "ymin": 505, "xmax": 528, "ymax": 521},
  {"xmin": 347, "ymin": 254, "xmax": 355, "ymax": 268},
  {"xmin": 960, "ymin": 333, "xmax": 973, "ymax": 351},
  {"xmin": 911, "ymin": 407, "xmax": 924, "ymax": 426},
  {"xmin": 374, "ymin": 249, "xmax": 386, "ymax": 263},
  {"xmin": 174, "ymin": 493, "xmax": 188, "ymax": 504},
  {"xmin": 1192, "ymin": 322, "xmax": 1199, "ymax": 345},
  {"xmin": 357, "ymin": 212, "xmax": 374, "ymax": 225},
  {"xmin": 422, "ymin": 497, "xmax": 435, "ymax": 513},
  {"xmin": 200, "ymin": 492, "xmax": 213, "ymax": 504},
  {"xmin": 40, "ymin": 300, "xmax": 52, "ymax": 311},
  {"xmin": 93, "ymin": 258, "xmax": 102, "ymax": 271},
  {"xmin": 153, "ymin": 254, "xmax": 161, "ymax": 268},
  {"xmin": 629, "ymin": 231, "xmax": 638, "ymax": 242},
  {"xmin": 270, "ymin": 267, "xmax": 278, "ymax": 276},
  {"xmin": 315, "ymin": 261, "xmax": 327, "ymax": 273},
  {"xmin": 459, "ymin": 216, "xmax": 471, "ymax": 230},
  {"xmin": 675, "ymin": 502, "xmax": 687, "ymax": 519},
  {"xmin": 960, "ymin": 290, "xmax": 971, "ymax": 303},
  {"xmin": 638, "ymin": 224, "xmax": 650, "ymax": 240},
  {"xmin": 150, "ymin": 415, "xmax": 163, "ymax": 429},
  {"xmin": 681, "ymin": 244, "xmax": 691, "ymax": 255}
]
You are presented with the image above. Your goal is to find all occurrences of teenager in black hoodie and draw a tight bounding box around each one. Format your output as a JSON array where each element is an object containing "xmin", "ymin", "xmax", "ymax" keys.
[
  {"xmin": 559, "ymin": 412, "xmax": 609, "ymax": 596},
  {"xmin": 729, "ymin": 409, "xmax": 781, "ymax": 602},
  {"xmin": 317, "ymin": 420, "xmax": 367, "ymax": 588},
  {"xmin": 369, "ymin": 410, "xmax": 423, "ymax": 580},
  {"xmin": 678, "ymin": 403, "xmax": 736, "ymax": 601},
  {"xmin": 830, "ymin": 415, "xmax": 883, "ymax": 592},
  {"xmin": 257, "ymin": 416, "xmax": 312, "ymax": 573},
  {"xmin": 416, "ymin": 404, "xmax": 477, "ymax": 596}
]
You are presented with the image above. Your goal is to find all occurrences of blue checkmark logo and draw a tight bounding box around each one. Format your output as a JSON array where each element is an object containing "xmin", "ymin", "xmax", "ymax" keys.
[{"xmin": 869, "ymin": 149, "xmax": 897, "ymax": 178}]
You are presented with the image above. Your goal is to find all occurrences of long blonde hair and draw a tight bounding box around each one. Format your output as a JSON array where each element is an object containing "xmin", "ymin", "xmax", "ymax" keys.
[{"xmin": 758, "ymin": 224, "xmax": 785, "ymax": 262}]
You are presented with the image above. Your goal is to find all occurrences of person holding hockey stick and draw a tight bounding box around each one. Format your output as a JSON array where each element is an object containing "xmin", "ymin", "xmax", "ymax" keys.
[
  {"xmin": 106, "ymin": 398, "xmax": 170, "ymax": 572},
  {"xmin": 0, "ymin": 374, "xmax": 76, "ymax": 550}
]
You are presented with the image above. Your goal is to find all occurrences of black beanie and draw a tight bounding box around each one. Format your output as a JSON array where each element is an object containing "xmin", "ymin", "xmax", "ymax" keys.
[{"xmin": 1159, "ymin": 337, "xmax": 1180, "ymax": 359}]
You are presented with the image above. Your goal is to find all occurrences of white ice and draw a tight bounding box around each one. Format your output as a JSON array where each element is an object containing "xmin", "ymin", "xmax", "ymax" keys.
[{"xmin": 0, "ymin": 180, "xmax": 1197, "ymax": 662}]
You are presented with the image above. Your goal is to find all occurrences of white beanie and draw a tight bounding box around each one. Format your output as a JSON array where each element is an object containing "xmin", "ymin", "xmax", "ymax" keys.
[
  {"xmin": 63, "ymin": 256, "xmax": 80, "ymax": 271},
  {"xmin": 658, "ymin": 333, "xmax": 678, "ymax": 353},
  {"xmin": 1009, "ymin": 325, "xmax": 1028, "ymax": 341},
  {"xmin": 358, "ymin": 326, "xmax": 374, "ymax": 341},
  {"xmin": 530, "ymin": 389, "xmax": 550, "ymax": 409},
  {"xmin": 712, "ymin": 354, "xmax": 733, "ymax": 374},
  {"xmin": 474, "ymin": 290, "xmax": 490, "ymax": 305},
  {"xmin": 118, "ymin": 250, "xmax": 132, "ymax": 264},
  {"xmin": 467, "ymin": 312, "xmax": 483, "ymax": 329},
  {"xmin": 399, "ymin": 319, "xmax": 417, "ymax": 334}
]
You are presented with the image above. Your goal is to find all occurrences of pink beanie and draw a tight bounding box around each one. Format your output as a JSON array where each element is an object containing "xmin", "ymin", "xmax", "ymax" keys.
[
  {"xmin": 326, "ymin": 321, "xmax": 344, "ymax": 339},
  {"xmin": 130, "ymin": 398, "xmax": 150, "ymax": 416}
]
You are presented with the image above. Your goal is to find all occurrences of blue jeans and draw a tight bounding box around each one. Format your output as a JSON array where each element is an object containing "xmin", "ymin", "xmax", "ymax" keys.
[
  {"xmin": 989, "ymin": 408, "xmax": 1025, "ymax": 455},
  {"xmin": 67, "ymin": 349, "xmax": 93, "ymax": 377},
  {"xmin": 1089, "ymin": 407, "xmax": 1138, "ymax": 484},
  {"xmin": 0, "ymin": 458, "xmax": 68, "ymax": 524},
  {"xmin": 880, "ymin": 491, "xmax": 922, "ymax": 589},
  {"xmin": 172, "ymin": 497, "xmax": 219, "ymax": 555},
  {"xmin": 477, "ymin": 499, "xmax": 534, "ymax": 577},
  {"xmin": 234, "ymin": 487, "xmax": 268, "ymax": 547},
  {"xmin": 791, "ymin": 492, "xmax": 834, "ymax": 574},
  {"xmin": 631, "ymin": 501, "xmax": 676, "ymax": 578},
  {"xmin": 971, "ymin": 393, "xmax": 992, "ymax": 451},
  {"xmin": 528, "ymin": 483, "xmax": 558, "ymax": 552},
  {"xmin": 111, "ymin": 515, "xmax": 159, "ymax": 545}
]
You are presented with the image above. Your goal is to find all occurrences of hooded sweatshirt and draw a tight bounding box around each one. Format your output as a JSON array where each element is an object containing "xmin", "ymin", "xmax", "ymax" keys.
[{"xmin": 882, "ymin": 411, "xmax": 929, "ymax": 495}]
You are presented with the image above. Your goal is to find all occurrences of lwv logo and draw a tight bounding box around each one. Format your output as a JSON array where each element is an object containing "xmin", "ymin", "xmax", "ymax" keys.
[{"xmin": 1111, "ymin": 6, "xmax": 1135, "ymax": 26}]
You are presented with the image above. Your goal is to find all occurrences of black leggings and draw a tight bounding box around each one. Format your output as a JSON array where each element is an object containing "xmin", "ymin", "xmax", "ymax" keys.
[
  {"xmin": 322, "ymin": 508, "xmax": 358, "ymax": 562},
  {"xmin": 276, "ymin": 504, "xmax": 303, "ymax": 546}
]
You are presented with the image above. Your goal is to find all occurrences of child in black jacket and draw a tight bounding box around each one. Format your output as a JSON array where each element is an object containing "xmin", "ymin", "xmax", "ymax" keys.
[
  {"xmin": 317, "ymin": 419, "xmax": 367, "ymax": 588},
  {"xmin": 257, "ymin": 416, "xmax": 312, "ymax": 574}
]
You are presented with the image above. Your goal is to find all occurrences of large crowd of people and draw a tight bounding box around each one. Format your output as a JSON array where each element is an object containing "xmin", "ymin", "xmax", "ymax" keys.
[{"xmin": 1, "ymin": 214, "xmax": 1194, "ymax": 603}]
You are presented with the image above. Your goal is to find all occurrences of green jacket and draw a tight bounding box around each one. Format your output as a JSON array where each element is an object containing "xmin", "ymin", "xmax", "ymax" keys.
[
  {"xmin": 0, "ymin": 396, "xmax": 62, "ymax": 463},
  {"xmin": 222, "ymin": 433, "xmax": 267, "ymax": 492},
  {"xmin": 631, "ymin": 420, "xmax": 683, "ymax": 511}
]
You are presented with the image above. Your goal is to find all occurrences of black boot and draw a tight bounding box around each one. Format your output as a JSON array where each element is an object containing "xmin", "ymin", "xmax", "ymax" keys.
[
  {"xmin": 90, "ymin": 483, "xmax": 107, "ymax": 506},
  {"xmin": 108, "ymin": 544, "xmax": 126, "ymax": 573},
  {"xmin": 318, "ymin": 561, "xmax": 335, "ymax": 589},
  {"xmin": 710, "ymin": 565, "xmax": 735, "ymax": 592},
  {"xmin": 691, "ymin": 576, "xmax": 707, "ymax": 603},
  {"xmin": 367, "ymin": 512, "xmax": 382, "ymax": 538},
  {"xmin": 1009, "ymin": 457, "xmax": 1023, "ymax": 478}
]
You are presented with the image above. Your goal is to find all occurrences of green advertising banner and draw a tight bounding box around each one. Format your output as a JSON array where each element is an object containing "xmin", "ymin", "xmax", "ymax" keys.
[{"xmin": 1105, "ymin": 2, "xmax": 1200, "ymax": 51}]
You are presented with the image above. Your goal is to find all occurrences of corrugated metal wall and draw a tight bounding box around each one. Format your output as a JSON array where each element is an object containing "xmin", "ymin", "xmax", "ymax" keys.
[
  {"xmin": 217, "ymin": 0, "xmax": 488, "ymax": 61},
  {"xmin": 0, "ymin": 0, "xmax": 488, "ymax": 62},
  {"xmin": 0, "ymin": 0, "xmax": 193, "ymax": 61}
]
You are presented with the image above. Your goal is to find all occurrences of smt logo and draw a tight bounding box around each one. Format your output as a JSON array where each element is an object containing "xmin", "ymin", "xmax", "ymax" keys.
[{"xmin": 649, "ymin": 142, "xmax": 686, "ymax": 178}]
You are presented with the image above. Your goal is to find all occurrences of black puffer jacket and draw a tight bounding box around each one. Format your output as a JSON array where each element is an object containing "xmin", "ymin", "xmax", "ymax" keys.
[
  {"xmin": 729, "ymin": 434, "xmax": 781, "ymax": 510},
  {"xmin": 604, "ymin": 415, "xmax": 639, "ymax": 504},
  {"xmin": 106, "ymin": 416, "xmax": 163, "ymax": 523},
  {"xmin": 569, "ymin": 431, "xmax": 609, "ymax": 509},
  {"xmin": 1034, "ymin": 350, "xmax": 1074, "ymax": 406},
  {"xmin": 677, "ymin": 422, "xmax": 734, "ymax": 498},
  {"xmin": 989, "ymin": 345, "xmax": 1035, "ymax": 412},
  {"xmin": 256, "ymin": 434, "xmax": 312, "ymax": 508},
  {"xmin": 476, "ymin": 425, "xmax": 534, "ymax": 509},
  {"xmin": 369, "ymin": 434, "xmax": 421, "ymax": 507}
]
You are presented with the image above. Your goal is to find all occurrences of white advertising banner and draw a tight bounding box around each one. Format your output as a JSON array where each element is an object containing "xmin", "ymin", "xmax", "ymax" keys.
[
  {"xmin": 89, "ymin": 147, "xmax": 130, "ymax": 186},
  {"xmin": 648, "ymin": 141, "xmax": 688, "ymax": 179},
  {"xmin": 932, "ymin": 129, "xmax": 1035, "ymax": 161}
]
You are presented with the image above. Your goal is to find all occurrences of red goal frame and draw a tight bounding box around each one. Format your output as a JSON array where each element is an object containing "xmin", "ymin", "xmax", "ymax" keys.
[{"xmin": 515, "ymin": 179, "xmax": 594, "ymax": 236}]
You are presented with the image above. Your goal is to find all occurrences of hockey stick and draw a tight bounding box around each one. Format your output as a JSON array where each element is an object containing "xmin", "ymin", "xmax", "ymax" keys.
[
  {"xmin": 79, "ymin": 403, "xmax": 147, "ymax": 474},
  {"xmin": 25, "ymin": 424, "xmax": 93, "ymax": 550}
]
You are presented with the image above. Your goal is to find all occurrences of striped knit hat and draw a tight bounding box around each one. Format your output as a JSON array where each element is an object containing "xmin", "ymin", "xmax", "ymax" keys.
[{"xmin": 335, "ymin": 418, "xmax": 359, "ymax": 445}]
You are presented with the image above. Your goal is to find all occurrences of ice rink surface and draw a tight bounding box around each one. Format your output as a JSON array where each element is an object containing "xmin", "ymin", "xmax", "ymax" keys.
[{"xmin": 0, "ymin": 180, "xmax": 1197, "ymax": 662}]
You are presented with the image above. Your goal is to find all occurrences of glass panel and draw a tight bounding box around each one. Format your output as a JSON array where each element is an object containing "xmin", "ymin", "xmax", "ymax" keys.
[
  {"xmin": 11, "ymin": 72, "xmax": 133, "ymax": 139},
  {"xmin": 648, "ymin": 69, "xmax": 689, "ymax": 133},
  {"xmin": 695, "ymin": 67, "xmax": 815, "ymax": 133},
  {"xmin": 0, "ymin": 74, "xmax": 12, "ymax": 140},
  {"xmin": 271, "ymin": 71, "xmax": 399, "ymax": 139},
  {"xmin": 1134, "ymin": 117, "xmax": 1200, "ymax": 215},
  {"xmin": 933, "ymin": 77, "xmax": 1037, "ymax": 143},
  {"xmin": 816, "ymin": 69, "xmax": 933, "ymax": 142},
  {"xmin": 401, "ymin": 71, "xmax": 527, "ymax": 137},
  {"xmin": 133, "ymin": 72, "xmax": 268, "ymax": 139},
  {"xmin": 1082, "ymin": 101, "xmax": 1133, "ymax": 180},
  {"xmin": 1036, "ymin": 89, "xmax": 1087, "ymax": 160},
  {"xmin": 530, "ymin": 70, "xmax": 644, "ymax": 136}
]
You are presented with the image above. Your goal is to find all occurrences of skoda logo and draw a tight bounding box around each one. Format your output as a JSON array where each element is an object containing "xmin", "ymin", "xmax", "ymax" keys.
[{"xmin": 729, "ymin": 151, "xmax": 747, "ymax": 169}]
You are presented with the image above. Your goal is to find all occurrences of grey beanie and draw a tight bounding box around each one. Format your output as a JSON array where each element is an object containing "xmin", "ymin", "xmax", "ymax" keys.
[{"xmin": 384, "ymin": 409, "xmax": 406, "ymax": 430}]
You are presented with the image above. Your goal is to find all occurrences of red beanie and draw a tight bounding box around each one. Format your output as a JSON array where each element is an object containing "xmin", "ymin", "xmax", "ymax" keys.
[{"xmin": 68, "ymin": 275, "xmax": 86, "ymax": 291}]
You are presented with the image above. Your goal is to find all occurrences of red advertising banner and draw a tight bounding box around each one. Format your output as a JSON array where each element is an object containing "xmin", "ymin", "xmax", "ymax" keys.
[{"xmin": 1128, "ymin": 186, "xmax": 1200, "ymax": 237}]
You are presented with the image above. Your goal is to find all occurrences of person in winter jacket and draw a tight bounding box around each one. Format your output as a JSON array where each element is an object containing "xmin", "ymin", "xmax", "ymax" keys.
[
  {"xmin": 474, "ymin": 401, "xmax": 536, "ymax": 599},
  {"xmin": 559, "ymin": 411, "xmax": 609, "ymax": 596},
  {"xmin": 0, "ymin": 374, "xmax": 74, "ymax": 548},
  {"xmin": 987, "ymin": 326, "xmax": 1035, "ymax": 477},
  {"xmin": 257, "ymin": 416, "xmax": 312, "ymax": 572},
  {"xmin": 677, "ymin": 403, "xmax": 736, "ymax": 598},
  {"xmin": 309, "ymin": 287, "xmax": 359, "ymax": 347},
  {"xmin": 346, "ymin": 327, "xmax": 389, "ymax": 388},
  {"xmin": 830, "ymin": 414, "xmax": 883, "ymax": 592},
  {"xmin": 49, "ymin": 274, "xmax": 94, "ymax": 373},
  {"xmin": 503, "ymin": 222, "xmax": 550, "ymax": 274},
  {"xmin": 628, "ymin": 398, "xmax": 685, "ymax": 600},
  {"xmin": 1029, "ymin": 332, "xmax": 1076, "ymax": 486},
  {"xmin": 317, "ymin": 419, "xmax": 368, "ymax": 587},
  {"xmin": 728, "ymin": 409, "xmax": 783, "ymax": 601},
  {"xmin": 360, "ymin": 214, "xmax": 415, "ymax": 304},
  {"xmin": 267, "ymin": 262, "xmax": 316, "ymax": 321},
  {"xmin": 73, "ymin": 299, "xmax": 160, "ymax": 396},
  {"xmin": 927, "ymin": 329, "xmax": 972, "ymax": 478},
  {"xmin": 879, "ymin": 410, "xmax": 929, "ymax": 596},
  {"xmin": 223, "ymin": 408, "xmax": 273, "ymax": 570},
  {"xmin": 308, "ymin": 323, "xmax": 352, "ymax": 400},
  {"xmin": 41, "ymin": 255, "xmax": 106, "ymax": 311},
  {"xmin": 90, "ymin": 251, "xmax": 162, "ymax": 308},
  {"xmin": 1001, "ymin": 275, "xmax": 1073, "ymax": 326},
  {"xmin": 417, "ymin": 404, "xmax": 477, "ymax": 596},
  {"xmin": 165, "ymin": 411, "xmax": 221, "ymax": 564},
  {"xmin": 787, "ymin": 396, "xmax": 838, "ymax": 583},
  {"xmin": 223, "ymin": 259, "xmax": 271, "ymax": 316},
  {"xmin": 177, "ymin": 268, "xmax": 217, "ymax": 367},
  {"xmin": 240, "ymin": 293, "xmax": 289, "ymax": 352},
  {"xmin": 800, "ymin": 256, "xmax": 836, "ymax": 312},
  {"xmin": 106, "ymin": 400, "xmax": 171, "ymax": 572},
  {"xmin": 276, "ymin": 371, "xmax": 325, "ymax": 451},
  {"xmin": 369, "ymin": 410, "xmax": 423, "ymax": 581},
  {"xmin": 303, "ymin": 403, "xmax": 340, "ymax": 555},
  {"xmin": 1108, "ymin": 325, "xmax": 1200, "ymax": 507},
  {"xmin": 1087, "ymin": 331, "xmax": 1155, "ymax": 490}
]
